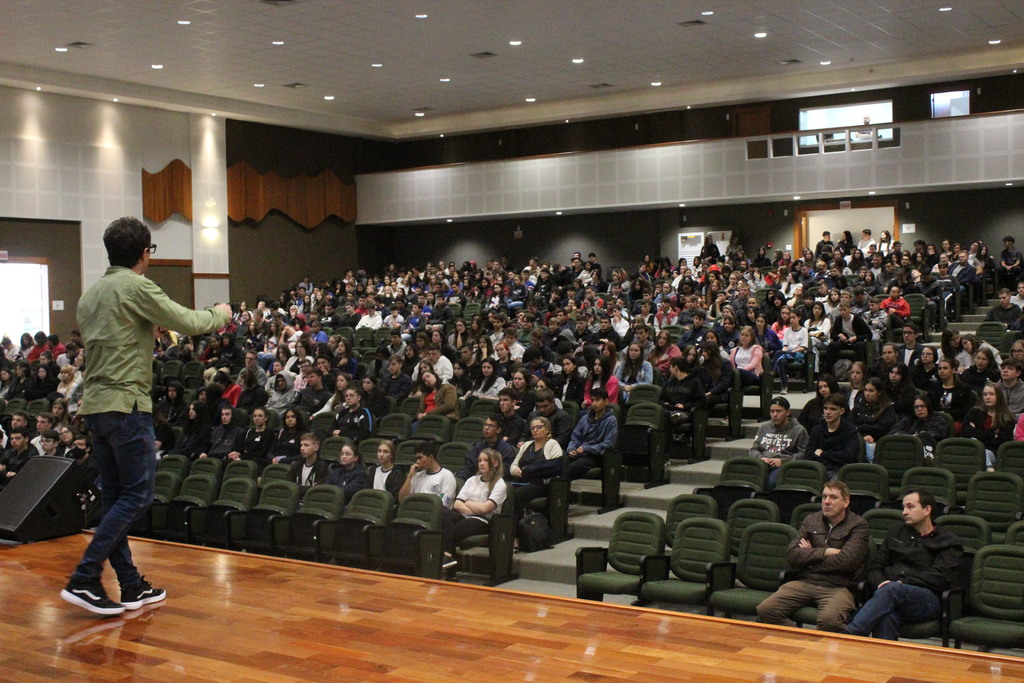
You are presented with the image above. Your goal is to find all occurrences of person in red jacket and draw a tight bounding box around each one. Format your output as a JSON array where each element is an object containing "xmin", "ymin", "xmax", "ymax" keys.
[{"xmin": 880, "ymin": 284, "xmax": 911, "ymax": 328}]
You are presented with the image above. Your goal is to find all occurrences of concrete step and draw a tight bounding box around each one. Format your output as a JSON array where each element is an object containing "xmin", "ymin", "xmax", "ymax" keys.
[{"xmin": 514, "ymin": 537, "xmax": 599, "ymax": 584}]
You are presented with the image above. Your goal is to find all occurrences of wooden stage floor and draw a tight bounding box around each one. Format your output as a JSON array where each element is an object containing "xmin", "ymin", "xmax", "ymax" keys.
[{"xmin": 0, "ymin": 534, "xmax": 1021, "ymax": 682}]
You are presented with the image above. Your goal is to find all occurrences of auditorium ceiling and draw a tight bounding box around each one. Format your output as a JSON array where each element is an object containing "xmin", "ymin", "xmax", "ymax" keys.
[{"xmin": 0, "ymin": 0, "xmax": 1021, "ymax": 139}]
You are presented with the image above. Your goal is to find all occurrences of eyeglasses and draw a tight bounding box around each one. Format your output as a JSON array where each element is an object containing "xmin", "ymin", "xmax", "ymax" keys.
[
  {"xmin": 530, "ymin": 424, "xmax": 546, "ymax": 430},
  {"xmin": 147, "ymin": 243, "xmax": 158, "ymax": 254}
]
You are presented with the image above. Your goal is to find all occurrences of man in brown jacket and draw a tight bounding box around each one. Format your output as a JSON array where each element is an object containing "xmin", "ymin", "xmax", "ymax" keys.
[{"xmin": 756, "ymin": 480, "xmax": 869, "ymax": 632}]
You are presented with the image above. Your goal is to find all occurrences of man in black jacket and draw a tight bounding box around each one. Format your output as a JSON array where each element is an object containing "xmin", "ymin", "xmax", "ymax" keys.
[
  {"xmin": 825, "ymin": 302, "xmax": 871, "ymax": 367},
  {"xmin": 845, "ymin": 488, "xmax": 962, "ymax": 640}
]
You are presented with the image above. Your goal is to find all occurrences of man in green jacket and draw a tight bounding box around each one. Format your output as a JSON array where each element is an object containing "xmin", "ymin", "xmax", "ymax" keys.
[{"xmin": 60, "ymin": 217, "xmax": 230, "ymax": 616}]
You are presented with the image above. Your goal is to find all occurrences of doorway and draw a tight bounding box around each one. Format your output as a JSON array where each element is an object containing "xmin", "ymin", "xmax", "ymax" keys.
[{"xmin": 795, "ymin": 201, "xmax": 898, "ymax": 257}]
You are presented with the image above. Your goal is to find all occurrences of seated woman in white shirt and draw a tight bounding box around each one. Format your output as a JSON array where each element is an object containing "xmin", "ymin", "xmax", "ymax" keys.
[{"xmin": 441, "ymin": 448, "xmax": 508, "ymax": 569}]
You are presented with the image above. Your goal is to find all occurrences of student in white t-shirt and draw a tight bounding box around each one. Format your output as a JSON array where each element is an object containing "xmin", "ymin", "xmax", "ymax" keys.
[
  {"xmin": 398, "ymin": 442, "xmax": 456, "ymax": 509},
  {"xmin": 440, "ymin": 447, "xmax": 508, "ymax": 568}
]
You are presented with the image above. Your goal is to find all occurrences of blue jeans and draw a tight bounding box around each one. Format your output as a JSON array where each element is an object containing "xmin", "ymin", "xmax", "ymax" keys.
[
  {"xmin": 771, "ymin": 351, "xmax": 804, "ymax": 388},
  {"xmin": 71, "ymin": 409, "xmax": 156, "ymax": 586},
  {"xmin": 845, "ymin": 581, "xmax": 940, "ymax": 640}
]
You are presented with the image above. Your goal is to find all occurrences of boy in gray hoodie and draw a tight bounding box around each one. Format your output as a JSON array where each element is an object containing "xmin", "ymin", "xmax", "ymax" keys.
[{"xmin": 749, "ymin": 396, "xmax": 809, "ymax": 488}]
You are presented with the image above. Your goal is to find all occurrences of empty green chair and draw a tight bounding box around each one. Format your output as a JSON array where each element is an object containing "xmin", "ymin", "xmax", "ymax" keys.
[
  {"xmin": 964, "ymin": 471, "xmax": 1024, "ymax": 543},
  {"xmin": 224, "ymin": 459, "xmax": 259, "ymax": 481},
  {"xmin": 708, "ymin": 522, "xmax": 798, "ymax": 618},
  {"xmin": 950, "ymin": 544, "xmax": 1024, "ymax": 651},
  {"xmin": 663, "ymin": 493, "xmax": 717, "ymax": 547},
  {"xmin": 310, "ymin": 412, "xmax": 336, "ymax": 439},
  {"xmin": 620, "ymin": 401, "xmax": 668, "ymax": 485},
  {"xmin": 376, "ymin": 413, "xmax": 413, "ymax": 442},
  {"xmin": 576, "ymin": 511, "xmax": 665, "ymax": 602},
  {"xmin": 259, "ymin": 462, "xmax": 292, "ymax": 485},
  {"xmin": 936, "ymin": 514, "xmax": 991, "ymax": 555},
  {"xmin": 762, "ymin": 460, "xmax": 826, "ymax": 523},
  {"xmin": 468, "ymin": 398, "xmax": 498, "ymax": 417},
  {"xmin": 149, "ymin": 473, "xmax": 218, "ymax": 541},
  {"xmin": 637, "ymin": 517, "xmax": 730, "ymax": 610},
  {"xmin": 934, "ymin": 438, "xmax": 986, "ymax": 505},
  {"xmin": 626, "ymin": 384, "xmax": 662, "ymax": 405},
  {"xmin": 873, "ymin": 434, "xmax": 923, "ymax": 499},
  {"xmin": 696, "ymin": 457, "xmax": 769, "ymax": 521},
  {"xmin": 1005, "ymin": 520, "xmax": 1024, "ymax": 546},
  {"xmin": 157, "ymin": 453, "xmax": 190, "ymax": 480},
  {"xmin": 437, "ymin": 442, "xmax": 470, "ymax": 475},
  {"xmin": 399, "ymin": 396, "xmax": 421, "ymax": 419},
  {"xmin": 315, "ymin": 489, "xmax": 395, "ymax": 567},
  {"xmin": 272, "ymin": 484, "xmax": 346, "ymax": 559},
  {"xmin": 187, "ymin": 477, "xmax": 259, "ymax": 547},
  {"xmin": 226, "ymin": 480, "xmax": 302, "ymax": 553},
  {"xmin": 995, "ymin": 441, "xmax": 1024, "ymax": 478},
  {"xmin": 189, "ymin": 457, "xmax": 223, "ymax": 484},
  {"xmin": 726, "ymin": 498, "xmax": 780, "ymax": 557},
  {"xmin": 837, "ymin": 463, "xmax": 889, "ymax": 516},
  {"xmin": 372, "ymin": 493, "xmax": 445, "ymax": 578},
  {"xmin": 414, "ymin": 415, "xmax": 451, "ymax": 442}
]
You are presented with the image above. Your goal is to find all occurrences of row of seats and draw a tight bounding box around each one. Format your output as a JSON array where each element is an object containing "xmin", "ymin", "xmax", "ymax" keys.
[{"xmin": 575, "ymin": 496, "xmax": 1024, "ymax": 651}]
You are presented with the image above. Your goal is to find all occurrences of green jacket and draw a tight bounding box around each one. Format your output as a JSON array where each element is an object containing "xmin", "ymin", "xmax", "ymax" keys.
[{"xmin": 77, "ymin": 266, "xmax": 230, "ymax": 415}]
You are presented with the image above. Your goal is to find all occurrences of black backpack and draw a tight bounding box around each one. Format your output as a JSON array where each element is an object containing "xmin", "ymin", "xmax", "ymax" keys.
[{"xmin": 518, "ymin": 512, "xmax": 554, "ymax": 553}]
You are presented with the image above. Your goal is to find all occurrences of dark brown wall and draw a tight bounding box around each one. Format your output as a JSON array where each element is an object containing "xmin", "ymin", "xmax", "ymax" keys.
[
  {"xmin": 0, "ymin": 218, "xmax": 81, "ymax": 338},
  {"xmin": 147, "ymin": 263, "xmax": 195, "ymax": 308},
  {"xmin": 357, "ymin": 210, "xmax": 668, "ymax": 275},
  {"xmin": 228, "ymin": 212, "xmax": 359, "ymax": 303}
]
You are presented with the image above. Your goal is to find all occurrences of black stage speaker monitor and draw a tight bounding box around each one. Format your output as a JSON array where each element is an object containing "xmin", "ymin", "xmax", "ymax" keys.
[{"xmin": 0, "ymin": 456, "xmax": 84, "ymax": 542}]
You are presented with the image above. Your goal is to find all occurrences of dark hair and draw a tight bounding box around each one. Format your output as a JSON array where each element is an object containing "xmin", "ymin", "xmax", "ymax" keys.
[
  {"xmin": 823, "ymin": 479, "xmax": 849, "ymax": 499},
  {"xmin": 414, "ymin": 441, "xmax": 438, "ymax": 459},
  {"xmin": 901, "ymin": 488, "xmax": 936, "ymax": 516},
  {"xmin": 103, "ymin": 216, "xmax": 151, "ymax": 268},
  {"xmin": 822, "ymin": 394, "xmax": 846, "ymax": 411},
  {"xmin": 590, "ymin": 387, "xmax": 609, "ymax": 401}
]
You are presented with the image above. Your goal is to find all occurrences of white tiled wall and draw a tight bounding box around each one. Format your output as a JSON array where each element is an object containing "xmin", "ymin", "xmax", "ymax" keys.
[
  {"xmin": 357, "ymin": 112, "xmax": 1024, "ymax": 225},
  {"xmin": 0, "ymin": 86, "xmax": 198, "ymax": 290}
]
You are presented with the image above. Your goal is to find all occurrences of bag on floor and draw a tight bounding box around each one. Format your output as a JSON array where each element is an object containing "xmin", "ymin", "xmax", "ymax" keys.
[{"xmin": 518, "ymin": 512, "xmax": 554, "ymax": 553}]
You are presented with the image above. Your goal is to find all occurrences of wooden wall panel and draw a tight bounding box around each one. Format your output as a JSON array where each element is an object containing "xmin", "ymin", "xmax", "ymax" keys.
[
  {"xmin": 141, "ymin": 159, "xmax": 193, "ymax": 223},
  {"xmin": 226, "ymin": 161, "xmax": 356, "ymax": 228}
]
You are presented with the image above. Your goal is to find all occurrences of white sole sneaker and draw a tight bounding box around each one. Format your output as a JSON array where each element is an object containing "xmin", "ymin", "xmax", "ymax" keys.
[{"xmin": 60, "ymin": 588, "xmax": 126, "ymax": 616}]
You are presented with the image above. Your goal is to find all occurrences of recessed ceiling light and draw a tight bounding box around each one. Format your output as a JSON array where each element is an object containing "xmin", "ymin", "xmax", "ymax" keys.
[
  {"xmin": 509, "ymin": 40, "xmax": 522, "ymax": 46},
  {"xmin": 572, "ymin": 58, "xmax": 584, "ymax": 64},
  {"xmin": 177, "ymin": 20, "xmax": 191, "ymax": 25},
  {"xmin": 565, "ymin": 119, "xmax": 569, "ymax": 123},
  {"xmin": 820, "ymin": 60, "xmax": 831, "ymax": 65},
  {"xmin": 439, "ymin": 78, "xmax": 450, "ymax": 82},
  {"xmin": 272, "ymin": 40, "xmax": 284, "ymax": 46},
  {"xmin": 415, "ymin": 13, "xmax": 428, "ymax": 18},
  {"xmin": 152, "ymin": 64, "xmax": 163, "ymax": 69},
  {"xmin": 440, "ymin": 134, "xmax": 444, "ymax": 137},
  {"xmin": 851, "ymin": 88, "xmax": 857, "ymax": 91},
  {"xmin": 525, "ymin": 97, "xmax": 536, "ymax": 102},
  {"xmin": 679, "ymin": 203, "xmax": 686, "ymax": 207},
  {"xmin": 686, "ymin": 105, "xmax": 691, "ymax": 109},
  {"xmin": 701, "ymin": 11, "xmax": 714, "ymax": 16},
  {"xmin": 446, "ymin": 219, "xmax": 453, "ymax": 223},
  {"xmin": 754, "ymin": 32, "xmax": 767, "ymax": 38},
  {"xmin": 651, "ymin": 81, "xmax": 662, "ymax": 86},
  {"xmin": 989, "ymin": 39, "xmax": 1002, "ymax": 45},
  {"xmin": 35, "ymin": 86, "xmax": 42, "ymax": 91},
  {"xmin": 868, "ymin": 191, "xmax": 876, "ymax": 195},
  {"xmin": 555, "ymin": 211, "xmax": 562, "ymax": 215},
  {"xmin": 371, "ymin": 63, "xmax": 383, "ymax": 68},
  {"xmin": 211, "ymin": 113, "xmax": 217, "ymax": 117},
  {"xmin": 414, "ymin": 112, "xmax": 425, "ymax": 117},
  {"xmin": 112, "ymin": 98, "xmax": 118, "ymax": 102},
  {"xmin": 324, "ymin": 95, "xmax": 335, "ymax": 100},
  {"xmin": 1007, "ymin": 182, "xmax": 1014, "ymax": 186},
  {"xmin": 254, "ymin": 83, "xmax": 265, "ymax": 87},
  {"xmin": 55, "ymin": 47, "xmax": 68, "ymax": 52},
  {"xmin": 793, "ymin": 195, "xmax": 801, "ymax": 200},
  {"xmin": 939, "ymin": 6, "xmax": 952, "ymax": 11}
]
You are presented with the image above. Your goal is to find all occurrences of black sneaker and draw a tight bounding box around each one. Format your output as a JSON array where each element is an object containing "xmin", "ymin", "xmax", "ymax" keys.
[
  {"xmin": 120, "ymin": 577, "xmax": 166, "ymax": 611},
  {"xmin": 60, "ymin": 579, "xmax": 126, "ymax": 616}
]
